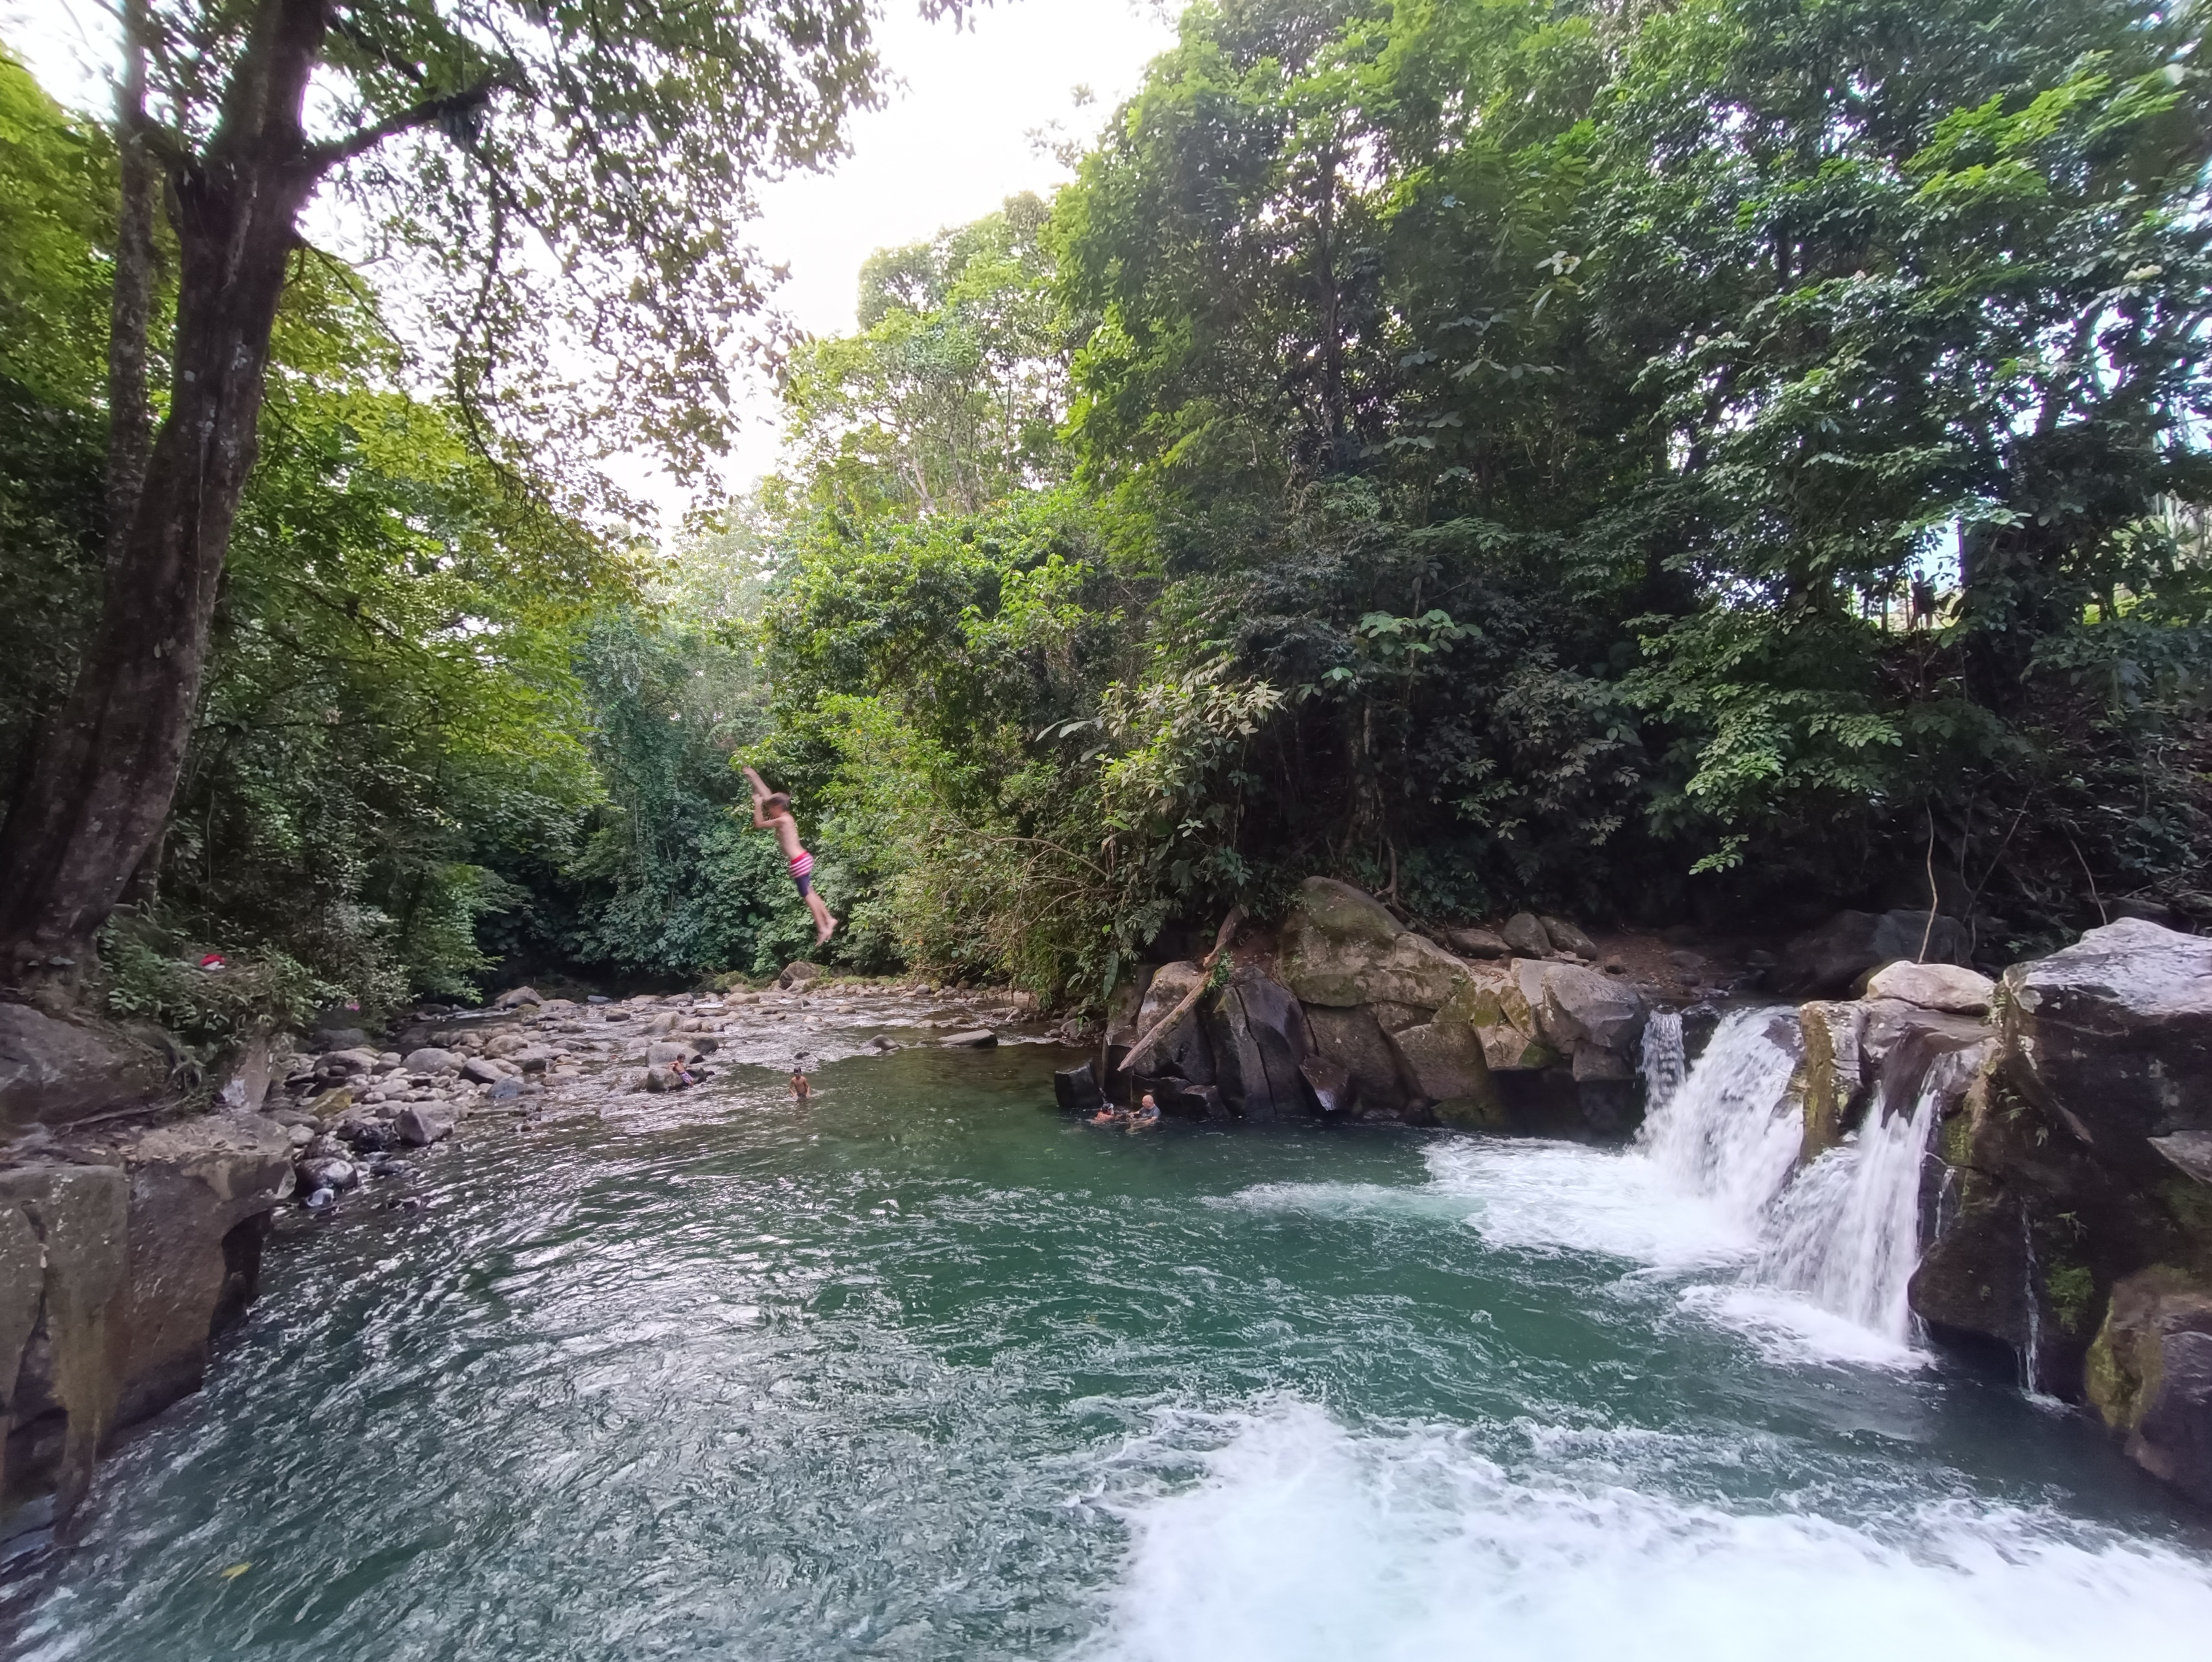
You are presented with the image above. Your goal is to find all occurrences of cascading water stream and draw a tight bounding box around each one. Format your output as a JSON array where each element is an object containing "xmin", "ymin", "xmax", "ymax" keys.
[
  {"xmin": 1633, "ymin": 1006, "xmax": 1963, "ymax": 1349},
  {"xmin": 1753, "ymin": 1051, "xmax": 1973, "ymax": 1343},
  {"xmin": 1638, "ymin": 1010, "xmax": 1686, "ymax": 1115},
  {"xmin": 1634, "ymin": 1008, "xmax": 1804, "ymax": 1236}
]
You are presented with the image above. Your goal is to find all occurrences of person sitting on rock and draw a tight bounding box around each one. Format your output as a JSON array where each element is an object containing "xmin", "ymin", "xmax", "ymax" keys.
[
  {"xmin": 790, "ymin": 1066, "xmax": 811, "ymax": 1101},
  {"xmin": 743, "ymin": 766, "xmax": 838, "ymax": 945}
]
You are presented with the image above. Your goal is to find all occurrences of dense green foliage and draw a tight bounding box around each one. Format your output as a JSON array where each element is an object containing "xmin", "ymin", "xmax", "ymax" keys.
[
  {"xmin": 737, "ymin": 0, "xmax": 2212, "ymax": 1004},
  {"xmin": 6, "ymin": 0, "xmax": 2209, "ymax": 1025}
]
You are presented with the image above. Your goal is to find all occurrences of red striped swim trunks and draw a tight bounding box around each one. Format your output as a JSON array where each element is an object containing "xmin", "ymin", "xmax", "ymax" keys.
[{"xmin": 790, "ymin": 850, "xmax": 815, "ymax": 898}]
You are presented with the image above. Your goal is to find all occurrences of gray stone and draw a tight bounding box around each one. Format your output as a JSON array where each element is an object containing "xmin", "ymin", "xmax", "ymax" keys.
[
  {"xmin": 645, "ymin": 1040, "xmax": 693, "ymax": 1065},
  {"xmin": 1442, "ymin": 926, "xmax": 1510, "ymax": 959},
  {"xmin": 316, "ymin": 1047, "xmax": 380, "ymax": 1080},
  {"xmin": 1513, "ymin": 961, "xmax": 1646, "ymax": 1055},
  {"xmin": 1054, "ymin": 1062, "xmax": 1105, "ymax": 1116},
  {"xmin": 1540, "ymin": 915, "xmax": 1599, "ymax": 958},
  {"xmin": 1298, "ymin": 1054, "xmax": 1355, "ymax": 1115},
  {"xmin": 1500, "ymin": 913, "xmax": 1552, "ymax": 957},
  {"xmin": 1202, "ymin": 964, "xmax": 1316, "ymax": 1121},
  {"xmin": 1780, "ymin": 909, "xmax": 1973, "ymax": 996},
  {"xmin": 2003, "ymin": 919, "xmax": 2212, "ymax": 1174},
  {"xmin": 941, "ymin": 1029, "xmax": 997, "ymax": 1048},
  {"xmin": 493, "ymin": 985, "xmax": 544, "ymax": 1009},
  {"xmin": 313, "ymin": 1027, "xmax": 373, "ymax": 1052},
  {"xmin": 2088, "ymin": 1269, "xmax": 2212, "ymax": 1507},
  {"xmin": 401, "ymin": 1048, "xmax": 461, "ymax": 1074},
  {"xmin": 1864, "ymin": 961, "xmax": 1996, "ymax": 1014},
  {"xmin": 1388, "ymin": 1017, "xmax": 1501, "ymax": 1126},
  {"xmin": 780, "ymin": 961, "xmax": 825, "ymax": 988},
  {"xmin": 299, "ymin": 1156, "xmax": 358, "ymax": 1191},
  {"xmin": 2152, "ymin": 1131, "xmax": 2212, "ymax": 1185},
  {"xmin": 1303, "ymin": 1004, "xmax": 1411, "ymax": 1116},
  {"xmin": 394, "ymin": 1104, "xmax": 458, "ymax": 1147},
  {"xmin": 1132, "ymin": 961, "xmax": 1216, "ymax": 1085},
  {"xmin": 0, "ymin": 1006, "xmax": 167, "ymax": 1134},
  {"xmin": 459, "ymin": 1057, "xmax": 502, "ymax": 1085},
  {"xmin": 488, "ymin": 1077, "xmax": 525, "ymax": 1102}
]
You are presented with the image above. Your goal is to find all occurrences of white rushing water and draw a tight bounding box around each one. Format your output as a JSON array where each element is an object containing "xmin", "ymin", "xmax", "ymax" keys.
[
  {"xmin": 1639, "ymin": 1010, "xmax": 1687, "ymax": 1115},
  {"xmin": 1634, "ymin": 1008, "xmax": 1805, "ymax": 1234},
  {"xmin": 1088, "ymin": 1401, "xmax": 2212, "ymax": 1662}
]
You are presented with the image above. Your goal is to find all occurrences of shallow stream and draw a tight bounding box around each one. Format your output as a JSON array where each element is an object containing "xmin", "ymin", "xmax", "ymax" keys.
[{"xmin": 17, "ymin": 1042, "xmax": 2212, "ymax": 1660}]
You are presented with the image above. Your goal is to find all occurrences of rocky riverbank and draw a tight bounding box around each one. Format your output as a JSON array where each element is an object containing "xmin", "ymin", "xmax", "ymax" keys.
[{"xmin": 0, "ymin": 972, "xmax": 1051, "ymax": 1537}]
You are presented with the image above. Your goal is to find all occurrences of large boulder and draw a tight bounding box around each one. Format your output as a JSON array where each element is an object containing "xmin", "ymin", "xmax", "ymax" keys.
[
  {"xmin": 0, "ymin": 1005, "xmax": 167, "ymax": 1133},
  {"xmin": 111, "ymin": 1116, "xmax": 295, "ymax": 1427},
  {"xmin": 1512, "ymin": 960, "xmax": 1646, "ymax": 1056},
  {"xmin": 2002, "ymin": 919, "xmax": 2212, "ymax": 1178},
  {"xmin": 1202, "ymin": 964, "xmax": 1316, "ymax": 1122},
  {"xmin": 1449, "ymin": 968, "xmax": 1552, "ymax": 1071},
  {"xmin": 1303, "ymin": 1004, "xmax": 1412, "ymax": 1116},
  {"xmin": 1499, "ymin": 913, "xmax": 1552, "ymax": 958},
  {"xmin": 1779, "ymin": 909, "xmax": 1973, "ymax": 996},
  {"xmin": 1278, "ymin": 878, "xmax": 1469, "ymax": 1009},
  {"xmin": 1132, "ymin": 962, "xmax": 1217, "ymax": 1085},
  {"xmin": 1298, "ymin": 1056, "xmax": 1355, "ymax": 1116},
  {"xmin": 1865, "ymin": 961, "xmax": 1996, "ymax": 1014},
  {"xmin": 1053, "ymin": 1062, "xmax": 1105, "ymax": 1116},
  {"xmin": 0, "ymin": 1164, "xmax": 129, "ymax": 1508},
  {"xmin": 2086, "ymin": 1268, "xmax": 2212, "ymax": 1507},
  {"xmin": 1387, "ymin": 1016, "xmax": 1503, "ymax": 1128}
]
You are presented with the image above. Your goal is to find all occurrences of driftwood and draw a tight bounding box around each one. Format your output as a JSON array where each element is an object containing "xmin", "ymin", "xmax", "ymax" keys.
[{"xmin": 1117, "ymin": 907, "xmax": 1245, "ymax": 1077}]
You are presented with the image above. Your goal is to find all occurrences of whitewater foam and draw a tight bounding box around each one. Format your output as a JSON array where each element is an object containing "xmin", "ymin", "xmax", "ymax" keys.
[{"xmin": 1083, "ymin": 1400, "xmax": 2212, "ymax": 1662}]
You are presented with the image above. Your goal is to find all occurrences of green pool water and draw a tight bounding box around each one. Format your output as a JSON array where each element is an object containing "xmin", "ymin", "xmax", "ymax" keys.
[{"xmin": 15, "ymin": 1043, "xmax": 2212, "ymax": 1661}]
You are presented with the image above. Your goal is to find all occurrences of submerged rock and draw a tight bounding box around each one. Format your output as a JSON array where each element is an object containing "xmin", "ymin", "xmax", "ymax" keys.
[
  {"xmin": 941, "ymin": 1029, "xmax": 997, "ymax": 1049},
  {"xmin": 393, "ymin": 1104, "xmax": 457, "ymax": 1147},
  {"xmin": 1053, "ymin": 1062, "xmax": 1105, "ymax": 1116}
]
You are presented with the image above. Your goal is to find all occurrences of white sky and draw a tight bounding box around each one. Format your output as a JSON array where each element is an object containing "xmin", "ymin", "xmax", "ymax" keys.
[{"xmin": 1, "ymin": 0, "xmax": 1180, "ymax": 525}]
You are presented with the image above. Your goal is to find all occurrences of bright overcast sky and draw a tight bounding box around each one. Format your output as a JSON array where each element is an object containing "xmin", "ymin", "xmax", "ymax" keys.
[{"xmin": 1, "ymin": 0, "xmax": 1181, "ymax": 523}]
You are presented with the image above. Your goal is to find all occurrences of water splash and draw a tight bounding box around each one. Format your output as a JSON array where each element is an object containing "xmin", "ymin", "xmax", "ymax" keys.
[
  {"xmin": 1753, "ymin": 1050, "xmax": 1975, "ymax": 1344},
  {"xmin": 1634, "ymin": 1008, "xmax": 1803, "ymax": 1234},
  {"xmin": 1639, "ymin": 1010, "xmax": 1687, "ymax": 1116}
]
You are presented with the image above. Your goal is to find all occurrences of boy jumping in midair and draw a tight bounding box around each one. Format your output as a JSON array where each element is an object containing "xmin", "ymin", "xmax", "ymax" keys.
[{"xmin": 744, "ymin": 767, "xmax": 838, "ymax": 945}]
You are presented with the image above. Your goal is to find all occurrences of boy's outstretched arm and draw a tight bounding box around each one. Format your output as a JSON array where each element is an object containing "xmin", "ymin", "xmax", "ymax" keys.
[{"xmin": 742, "ymin": 766, "xmax": 772, "ymax": 828}]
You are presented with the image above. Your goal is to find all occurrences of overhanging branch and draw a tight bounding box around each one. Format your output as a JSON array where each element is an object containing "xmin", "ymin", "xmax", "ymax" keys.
[{"xmin": 310, "ymin": 74, "xmax": 508, "ymax": 169}]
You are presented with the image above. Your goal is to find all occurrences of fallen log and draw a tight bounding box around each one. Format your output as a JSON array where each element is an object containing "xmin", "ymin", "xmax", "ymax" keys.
[{"xmin": 1117, "ymin": 907, "xmax": 1245, "ymax": 1079}]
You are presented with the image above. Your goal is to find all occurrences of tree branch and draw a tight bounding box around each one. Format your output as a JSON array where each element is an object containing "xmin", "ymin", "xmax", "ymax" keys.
[
  {"xmin": 310, "ymin": 76, "xmax": 506, "ymax": 169},
  {"xmin": 1117, "ymin": 907, "xmax": 1244, "ymax": 1077}
]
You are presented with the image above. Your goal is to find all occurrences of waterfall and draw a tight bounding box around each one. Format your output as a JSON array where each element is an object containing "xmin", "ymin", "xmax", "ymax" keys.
[
  {"xmin": 1751, "ymin": 1050, "xmax": 1973, "ymax": 1344},
  {"xmin": 1639, "ymin": 1010, "xmax": 1687, "ymax": 1115},
  {"xmin": 2019, "ymin": 1202, "xmax": 2045, "ymax": 1395},
  {"xmin": 1634, "ymin": 1006, "xmax": 1969, "ymax": 1350},
  {"xmin": 1635, "ymin": 1008, "xmax": 1804, "ymax": 1234}
]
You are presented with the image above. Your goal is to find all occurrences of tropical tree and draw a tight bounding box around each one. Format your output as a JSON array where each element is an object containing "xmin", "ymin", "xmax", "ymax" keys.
[{"xmin": 0, "ymin": 0, "xmax": 966, "ymax": 998}]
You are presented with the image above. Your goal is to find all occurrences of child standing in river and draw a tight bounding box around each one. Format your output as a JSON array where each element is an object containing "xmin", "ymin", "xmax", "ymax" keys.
[{"xmin": 744, "ymin": 766, "xmax": 838, "ymax": 945}]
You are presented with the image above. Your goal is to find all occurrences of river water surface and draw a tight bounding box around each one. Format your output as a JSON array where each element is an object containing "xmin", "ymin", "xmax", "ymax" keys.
[{"xmin": 18, "ymin": 1043, "xmax": 2212, "ymax": 1661}]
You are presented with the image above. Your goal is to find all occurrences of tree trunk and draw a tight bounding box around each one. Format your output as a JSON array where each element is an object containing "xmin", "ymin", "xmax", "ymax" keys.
[
  {"xmin": 0, "ymin": 0, "xmax": 331, "ymax": 987},
  {"xmin": 106, "ymin": 0, "xmax": 155, "ymax": 570}
]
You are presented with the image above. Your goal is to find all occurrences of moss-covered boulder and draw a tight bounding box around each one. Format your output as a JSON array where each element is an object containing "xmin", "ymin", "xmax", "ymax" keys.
[
  {"xmin": 2086, "ymin": 1267, "xmax": 2212, "ymax": 1506},
  {"xmin": 1278, "ymin": 878, "xmax": 1469, "ymax": 1009}
]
